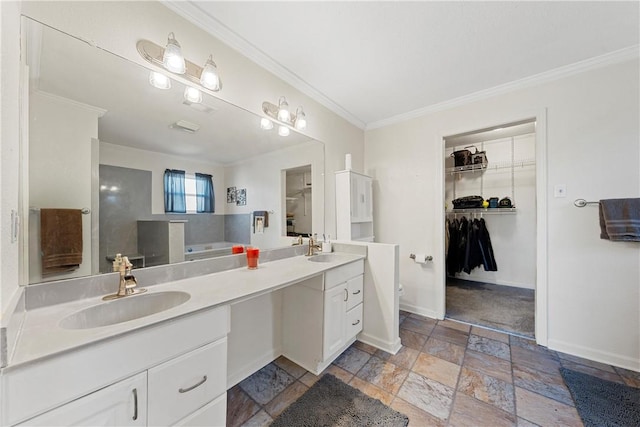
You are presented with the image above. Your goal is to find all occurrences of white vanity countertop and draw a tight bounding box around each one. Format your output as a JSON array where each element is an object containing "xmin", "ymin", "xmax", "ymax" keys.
[{"xmin": 8, "ymin": 253, "xmax": 364, "ymax": 369}]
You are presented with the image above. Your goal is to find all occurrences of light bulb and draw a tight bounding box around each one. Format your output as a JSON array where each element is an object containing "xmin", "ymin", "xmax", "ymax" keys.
[
  {"xmin": 277, "ymin": 97, "xmax": 290, "ymax": 122},
  {"xmin": 162, "ymin": 32, "xmax": 186, "ymax": 74},
  {"xmin": 149, "ymin": 71, "xmax": 171, "ymax": 89},
  {"xmin": 260, "ymin": 118, "xmax": 274, "ymax": 130},
  {"xmin": 278, "ymin": 125, "xmax": 290, "ymax": 137},
  {"xmin": 200, "ymin": 54, "xmax": 220, "ymax": 91},
  {"xmin": 184, "ymin": 86, "xmax": 202, "ymax": 104},
  {"xmin": 294, "ymin": 106, "xmax": 307, "ymax": 130}
]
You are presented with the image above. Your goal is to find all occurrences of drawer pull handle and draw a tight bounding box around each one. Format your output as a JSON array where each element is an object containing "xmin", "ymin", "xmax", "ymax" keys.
[
  {"xmin": 352, "ymin": 319, "xmax": 360, "ymax": 326},
  {"xmin": 352, "ymin": 289, "xmax": 361, "ymax": 295},
  {"xmin": 179, "ymin": 375, "xmax": 208, "ymax": 393},
  {"xmin": 132, "ymin": 388, "xmax": 138, "ymax": 421},
  {"xmin": 344, "ymin": 289, "xmax": 348, "ymax": 302}
]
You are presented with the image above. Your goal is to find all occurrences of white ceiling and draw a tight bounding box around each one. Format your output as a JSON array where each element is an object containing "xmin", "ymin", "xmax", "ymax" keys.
[{"xmin": 167, "ymin": 1, "xmax": 640, "ymax": 129}]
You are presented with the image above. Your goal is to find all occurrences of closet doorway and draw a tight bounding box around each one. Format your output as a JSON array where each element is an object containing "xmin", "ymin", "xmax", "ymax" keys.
[{"xmin": 443, "ymin": 119, "xmax": 537, "ymax": 338}]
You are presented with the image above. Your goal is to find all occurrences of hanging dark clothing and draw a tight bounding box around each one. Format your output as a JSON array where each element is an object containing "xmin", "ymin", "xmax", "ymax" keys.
[
  {"xmin": 446, "ymin": 216, "xmax": 498, "ymax": 276},
  {"xmin": 477, "ymin": 218, "xmax": 498, "ymax": 271}
]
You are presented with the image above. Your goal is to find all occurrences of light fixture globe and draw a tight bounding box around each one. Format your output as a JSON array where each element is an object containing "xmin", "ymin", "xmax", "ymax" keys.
[
  {"xmin": 260, "ymin": 118, "xmax": 274, "ymax": 130},
  {"xmin": 200, "ymin": 54, "xmax": 221, "ymax": 91},
  {"xmin": 149, "ymin": 71, "xmax": 171, "ymax": 89},
  {"xmin": 184, "ymin": 86, "xmax": 202, "ymax": 104},
  {"xmin": 277, "ymin": 97, "xmax": 290, "ymax": 122},
  {"xmin": 278, "ymin": 125, "xmax": 290, "ymax": 137},
  {"xmin": 294, "ymin": 106, "xmax": 307, "ymax": 130},
  {"xmin": 162, "ymin": 32, "xmax": 186, "ymax": 74}
]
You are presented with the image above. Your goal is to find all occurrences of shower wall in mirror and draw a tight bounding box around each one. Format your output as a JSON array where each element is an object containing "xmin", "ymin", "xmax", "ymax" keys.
[{"xmin": 23, "ymin": 17, "xmax": 324, "ymax": 285}]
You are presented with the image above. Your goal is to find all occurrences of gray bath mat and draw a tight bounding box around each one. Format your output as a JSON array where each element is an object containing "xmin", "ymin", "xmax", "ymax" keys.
[
  {"xmin": 271, "ymin": 374, "xmax": 409, "ymax": 427},
  {"xmin": 560, "ymin": 367, "xmax": 640, "ymax": 427}
]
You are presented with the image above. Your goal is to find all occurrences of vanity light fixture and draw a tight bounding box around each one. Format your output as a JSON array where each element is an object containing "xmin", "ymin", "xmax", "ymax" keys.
[
  {"xmin": 137, "ymin": 36, "xmax": 223, "ymax": 92},
  {"xmin": 184, "ymin": 86, "xmax": 202, "ymax": 104},
  {"xmin": 260, "ymin": 97, "xmax": 308, "ymax": 136},
  {"xmin": 162, "ymin": 32, "xmax": 186, "ymax": 74},
  {"xmin": 149, "ymin": 71, "xmax": 171, "ymax": 90}
]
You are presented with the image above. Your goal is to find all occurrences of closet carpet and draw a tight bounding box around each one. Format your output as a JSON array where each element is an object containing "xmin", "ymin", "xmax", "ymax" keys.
[{"xmin": 446, "ymin": 278, "xmax": 535, "ymax": 338}]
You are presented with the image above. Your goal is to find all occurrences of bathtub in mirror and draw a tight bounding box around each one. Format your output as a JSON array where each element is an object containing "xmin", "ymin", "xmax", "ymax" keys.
[{"xmin": 21, "ymin": 17, "xmax": 324, "ymax": 285}]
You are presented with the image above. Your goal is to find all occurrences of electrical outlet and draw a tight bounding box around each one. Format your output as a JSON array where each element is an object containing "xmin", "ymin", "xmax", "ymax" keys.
[{"xmin": 554, "ymin": 184, "xmax": 567, "ymax": 198}]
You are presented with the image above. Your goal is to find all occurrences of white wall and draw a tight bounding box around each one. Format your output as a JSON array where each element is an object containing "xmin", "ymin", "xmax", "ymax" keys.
[
  {"xmin": 0, "ymin": 1, "xmax": 364, "ymax": 314},
  {"xmin": 100, "ymin": 142, "xmax": 226, "ymax": 215},
  {"xmin": 365, "ymin": 58, "xmax": 640, "ymax": 370},
  {"xmin": 28, "ymin": 92, "xmax": 101, "ymax": 282},
  {"xmin": 225, "ymin": 140, "xmax": 324, "ymax": 250}
]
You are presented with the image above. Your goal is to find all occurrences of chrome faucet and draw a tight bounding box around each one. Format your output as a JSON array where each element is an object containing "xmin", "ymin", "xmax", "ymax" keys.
[
  {"xmin": 103, "ymin": 255, "xmax": 146, "ymax": 301},
  {"xmin": 306, "ymin": 235, "xmax": 322, "ymax": 256}
]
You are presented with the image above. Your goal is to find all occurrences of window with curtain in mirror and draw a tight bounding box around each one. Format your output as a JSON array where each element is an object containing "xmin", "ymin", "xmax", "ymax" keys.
[{"xmin": 164, "ymin": 169, "xmax": 215, "ymax": 213}]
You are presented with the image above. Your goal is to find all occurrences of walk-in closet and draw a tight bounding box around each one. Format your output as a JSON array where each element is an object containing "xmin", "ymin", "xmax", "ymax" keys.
[{"xmin": 444, "ymin": 119, "xmax": 537, "ymax": 338}]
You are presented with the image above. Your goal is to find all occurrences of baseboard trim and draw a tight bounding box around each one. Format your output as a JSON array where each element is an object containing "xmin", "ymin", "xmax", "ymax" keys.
[
  {"xmin": 226, "ymin": 348, "xmax": 281, "ymax": 389},
  {"xmin": 357, "ymin": 332, "xmax": 402, "ymax": 355},
  {"xmin": 547, "ymin": 339, "xmax": 640, "ymax": 372},
  {"xmin": 399, "ymin": 302, "xmax": 441, "ymax": 320}
]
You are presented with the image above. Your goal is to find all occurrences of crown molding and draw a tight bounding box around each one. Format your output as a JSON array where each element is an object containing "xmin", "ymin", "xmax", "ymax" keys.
[
  {"xmin": 366, "ymin": 45, "xmax": 640, "ymax": 131},
  {"xmin": 162, "ymin": 0, "xmax": 367, "ymax": 130},
  {"xmin": 34, "ymin": 90, "xmax": 107, "ymax": 117}
]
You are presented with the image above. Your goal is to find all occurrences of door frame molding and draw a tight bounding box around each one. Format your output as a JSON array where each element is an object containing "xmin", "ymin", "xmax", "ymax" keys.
[{"xmin": 436, "ymin": 108, "xmax": 548, "ymax": 346}]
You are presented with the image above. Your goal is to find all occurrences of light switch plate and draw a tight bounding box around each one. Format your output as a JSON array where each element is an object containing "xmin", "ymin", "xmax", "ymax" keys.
[{"xmin": 554, "ymin": 184, "xmax": 567, "ymax": 198}]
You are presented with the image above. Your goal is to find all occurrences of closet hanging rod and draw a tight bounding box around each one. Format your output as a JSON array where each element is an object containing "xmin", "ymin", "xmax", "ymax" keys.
[{"xmin": 574, "ymin": 199, "xmax": 599, "ymax": 208}]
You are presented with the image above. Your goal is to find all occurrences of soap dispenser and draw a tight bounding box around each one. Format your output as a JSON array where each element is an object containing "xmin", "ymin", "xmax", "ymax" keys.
[{"xmin": 322, "ymin": 234, "xmax": 332, "ymax": 253}]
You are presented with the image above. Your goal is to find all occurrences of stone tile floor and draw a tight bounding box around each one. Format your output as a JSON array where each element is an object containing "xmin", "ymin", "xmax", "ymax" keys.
[{"xmin": 227, "ymin": 311, "xmax": 640, "ymax": 426}]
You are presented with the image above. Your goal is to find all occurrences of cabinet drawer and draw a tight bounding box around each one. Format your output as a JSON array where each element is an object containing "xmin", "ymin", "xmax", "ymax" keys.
[
  {"xmin": 346, "ymin": 303, "xmax": 363, "ymax": 339},
  {"xmin": 324, "ymin": 260, "xmax": 364, "ymax": 290},
  {"xmin": 346, "ymin": 275, "xmax": 363, "ymax": 311},
  {"xmin": 174, "ymin": 393, "xmax": 226, "ymax": 427},
  {"xmin": 148, "ymin": 339, "xmax": 227, "ymax": 426}
]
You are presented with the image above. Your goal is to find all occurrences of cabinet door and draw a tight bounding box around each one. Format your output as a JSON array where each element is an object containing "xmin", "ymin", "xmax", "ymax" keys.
[
  {"xmin": 350, "ymin": 175, "xmax": 360, "ymax": 221},
  {"xmin": 351, "ymin": 174, "xmax": 373, "ymax": 223},
  {"xmin": 22, "ymin": 372, "xmax": 147, "ymax": 427},
  {"xmin": 323, "ymin": 285, "xmax": 347, "ymax": 359}
]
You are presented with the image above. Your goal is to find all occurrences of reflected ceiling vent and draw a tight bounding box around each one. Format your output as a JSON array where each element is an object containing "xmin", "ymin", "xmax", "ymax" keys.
[
  {"xmin": 170, "ymin": 120, "xmax": 200, "ymax": 133},
  {"xmin": 183, "ymin": 99, "xmax": 217, "ymax": 114}
]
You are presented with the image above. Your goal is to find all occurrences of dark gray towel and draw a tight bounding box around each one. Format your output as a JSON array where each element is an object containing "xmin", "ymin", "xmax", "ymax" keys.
[{"xmin": 599, "ymin": 198, "xmax": 640, "ymax": 242}]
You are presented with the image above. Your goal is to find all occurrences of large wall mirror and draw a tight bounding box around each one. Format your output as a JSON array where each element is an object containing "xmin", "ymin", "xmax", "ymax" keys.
[{"xmin": 21, "ymin": 17, "xmax": 325, "ymax": 285}]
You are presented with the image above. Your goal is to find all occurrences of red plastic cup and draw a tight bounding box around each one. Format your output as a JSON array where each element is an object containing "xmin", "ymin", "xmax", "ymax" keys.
[
  {"xmin": 246, "ymin": 247, "xmax": 259, "ymax": 269},
  {"xmin": 232, "ymin": 245, "xmax": 244, "ymax": 254}
]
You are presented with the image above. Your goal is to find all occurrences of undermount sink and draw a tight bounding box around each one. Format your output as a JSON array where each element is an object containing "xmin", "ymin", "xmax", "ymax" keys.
[
  {"xmin": 308, "ymin": 254, "xmax": 343, "ymax": 263},
  {"xmin": 59, "ymin": 291, "xmax": 191, "ymax": 330}
]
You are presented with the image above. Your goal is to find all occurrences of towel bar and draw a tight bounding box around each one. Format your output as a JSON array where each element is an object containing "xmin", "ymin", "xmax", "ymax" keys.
[
  {"xmin": 574, "ymin": 199, "xmax": 599, "ymax": 208},
  {"xmin": 30, "ymin": 207, "xmax": 91, "ymax": 214}
]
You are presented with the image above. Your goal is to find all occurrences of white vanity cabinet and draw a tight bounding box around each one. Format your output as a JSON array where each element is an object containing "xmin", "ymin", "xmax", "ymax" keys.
[
  {"xmin": 282, "ymin": 260, "xmax": 365, "ymax": 375},
  {"xmin": 23, "ymin": 372, "xmax": 148, "ymax": 426},
  {"xmin": 335, "ymin": 170, "xmax": 374, "ymax": 242},
  {"xmin": 4, "ymin": 306, "xmax": 229, "ymax": 427}
]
